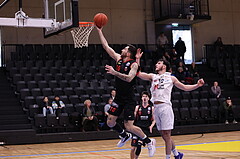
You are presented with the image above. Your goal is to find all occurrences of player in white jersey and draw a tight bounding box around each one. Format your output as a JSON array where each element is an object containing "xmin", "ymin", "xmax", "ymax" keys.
[{"xmin": 136, "ymin": 53, "xmax": 204, "ymax": 159}]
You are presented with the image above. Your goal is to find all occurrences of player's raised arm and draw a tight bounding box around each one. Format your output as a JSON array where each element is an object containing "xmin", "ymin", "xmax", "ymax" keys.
[
  {"xmin": 172, "ymin": 76, "xmax": 204, "ymax": 91},
  {"xmin": 96, "ymin": 27, "xmax": 121, "ymax": 61},
  {"xmin": 135, "ymin": 48, "xmax": 143, "ymax": 66},
  {"xmin": 105, "ymin": 62, "xmax": 138, "ymax": 82},
  {"xmin": 137, "ymin": 72, "xmax": 154, "ymax": 81}
]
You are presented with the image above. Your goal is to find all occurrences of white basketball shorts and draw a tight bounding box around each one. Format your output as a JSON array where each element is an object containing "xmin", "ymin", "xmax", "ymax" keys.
[{"xmin": 154, "ymin": 103, "xmax": 174, "ymax": 131}]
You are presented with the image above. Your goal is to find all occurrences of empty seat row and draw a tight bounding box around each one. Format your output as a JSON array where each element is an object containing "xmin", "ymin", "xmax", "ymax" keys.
[
  {"xmin": 9, "ymin": 65, "xmax": 114, "ymax": 78},
  {"xmin": 172, "ymin": 98, "xmax": 225, "ymax": 108},
  {"xmin": 20, "ymin": 86, "xmax": 115, "ymax": 101},
  {"xmin": 171, "ymin": 90, "xmax": 211, "ymax": 100},
  {"xmin": 7, "ymin": 59, "xmax": 115, "ymax": 71},
  {"xmin": 24, "ymin": 94, "xmax": 112, "ymax": 109}
]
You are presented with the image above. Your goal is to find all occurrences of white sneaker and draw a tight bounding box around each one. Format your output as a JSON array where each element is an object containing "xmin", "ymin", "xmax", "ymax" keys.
[
  {"xmin": 147, "ymin": 138, "xmax": 156, "ymax": 157},
  {"xmin": 117, "ymin": 132, "xmax": 132, "ymax": 147},
  {"xmin": 225, "ymin": 120, "xmax": 229, "ymax": 124},
  {"xmin": 233, "ymin": 120, "xmax": 238, "ymax": 124}
]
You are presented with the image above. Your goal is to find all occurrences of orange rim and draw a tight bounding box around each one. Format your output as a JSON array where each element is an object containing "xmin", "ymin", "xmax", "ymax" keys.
[{"xmin": 79, "ymin": 22, "xmax": 94, "ymax": 27}]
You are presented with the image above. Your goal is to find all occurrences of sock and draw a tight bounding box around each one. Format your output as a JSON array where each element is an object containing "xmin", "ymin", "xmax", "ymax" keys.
[
  {"xmin": 112, "ymin": 123, "xmax": 127, "ymax": 137},
  {"xmin": 142, "ymin": 135, "xmax": 151, "ymax": 144},
  {"xmin": 172, "ymin": 149, "xmax": 179, "ymax": 156},
  {"xmin": 166, "ymin": 155, "xmax": 171, "ymax": 159}
]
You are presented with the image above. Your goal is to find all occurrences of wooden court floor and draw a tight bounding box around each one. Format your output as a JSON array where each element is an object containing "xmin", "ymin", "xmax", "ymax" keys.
[{"xmin": 0, "ymin": 131, "xmax": 239, "ymax": 159}]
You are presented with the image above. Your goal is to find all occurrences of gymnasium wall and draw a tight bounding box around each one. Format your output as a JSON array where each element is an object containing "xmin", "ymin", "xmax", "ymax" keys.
[
  {"xmin": 192, "ymin": 0, "xmax": 240, "ymax": 60},
  {"xmin": 0, "ymin": 0, "xmax": 240, "ymax": 61}
]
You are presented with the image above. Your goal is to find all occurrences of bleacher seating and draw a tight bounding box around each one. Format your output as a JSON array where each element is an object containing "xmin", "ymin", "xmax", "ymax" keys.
[{"xmin": 5, "ymin": 43, "xmax": 240, "ymax": 133}]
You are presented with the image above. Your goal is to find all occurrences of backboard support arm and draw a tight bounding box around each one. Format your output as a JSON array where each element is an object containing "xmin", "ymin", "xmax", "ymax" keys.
[
  {"xmin": 0, "ymin": 0, "xmax": 10, "ymax": 9},
  {"xmin": 0, "ymin": 9, "xmax": 56, "ymax": 28}
]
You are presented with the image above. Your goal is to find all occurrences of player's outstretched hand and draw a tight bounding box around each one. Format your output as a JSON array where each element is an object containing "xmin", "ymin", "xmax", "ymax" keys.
[
  {"xmin": 197, "ymin": 78, "xmax": 205, "ymax": 87},
  {"xmin": 135, "ymin": 48, "xmax": 143, "ymax": 59},
  {"xmin": 95, "ymin": 26, "xmax": 103, "ymax": 31},
  {"xmin": 105, "ymin": 65, "xmax": 115, "ymax": 75}
]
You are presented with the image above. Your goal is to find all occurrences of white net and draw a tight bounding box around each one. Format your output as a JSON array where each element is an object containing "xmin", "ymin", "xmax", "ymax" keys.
[{"xmin": 71, "ymin": 22, "xmax": 94, "ymax": 48}]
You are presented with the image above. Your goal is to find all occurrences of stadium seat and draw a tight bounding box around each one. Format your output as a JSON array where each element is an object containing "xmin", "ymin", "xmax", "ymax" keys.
[
  {"xmin": 20, "ymin": 88, "xmax": 31, "ymax": 101},
  {"xmin": 200, "ymin": 98, "xmax": 210, "ymax": 107},
  {"xmin": 181, "ymin": 92, "xmax": 191, "ymax": 100},
  {"xmin": 64, "ymin": 73, "xmax": 74, "ymax": 81},
  {"xmin": 59, "ymin": 113, "xmax": 69, "ymax": 127},
  {"xmin": 34, "ymin": 114, "xmax": 46, "ymax": 128},
  {"xmin": 40, "ymin": 67, "xmax": 50, "ymax": 74},
  {"xmin": 200, "ymin": 90, "xmax": 210, "ymax": 98},
  {"xmin": 59, "ymin": 80, "xmax": 69, "ymax": 88},
  {"xmin": 31, "ymin": 88, "xmax": 42, "ymax": 98},
  {"xmin": 190, "ymin": 99, "xmax": 201, "ymax": 107},
  {"xmin": 23, "ymin": 74, "xmax": 33, "ymax": 83},
  {"xmin": 69, "ymin": 95, "xmax": 81, "ymax": 105},
  {"xmin": 49, "ymin": 80, "xmax": 58, "ymax": 89},
  {"xmin": 34, "ymin": 74, "xmax": 44, "ymax": 82},
  {"xmin": 13, "ymin": 74, "xmax": 22, "ymax": 85},
  {"xmin": 35, "ymin": 96, "xmax": 44, "ymax": 106},
  {"xmin": 42, "ymin": 88, "xmax": 53, "ymax": 96},
  {"xmin": 80, "ymin": 94, "xmax": 90, "ymax": 103},
  {"xmin": 53, "ymin": 88, "xmax": 64, "ymax": 96},
  {"xmin": 172, "ymin": 92, "xmax": 182, "ymax": 100},
  {"xmin": 74, "ymin": 87, "xmax": 86, "ymax": 96},
  {"xmin": 46, "ymin": 114, "xmax": 58, "ymax": 127},
  {"xmin": 191, "ymin": 91, "xmax": 200, "ymax": 99},
  {"xmin": 209, "ymin": 98, "xmax": 219, "ymax": 107},
  {"xmin": 27, "ymin": 81, "xmax": 38, "ymax": 90},
  {"xmin": 171, "ymin": 99, "xmax": 181, "ymax": 108},
  {"xmin": 91, "ymin": 94, "xmax": 102, "ymax": 104},
  {"xmin": 180, "ymin": 99, "xmax": 191, "ymax": 108},
  {"xmin": 69, "ymin": 80, "xmax": 80, "ymax": 88},
  {"xmin": 44, "ymin": 73, "xmax": 54, "ymax": 82},
  {"xmin": 64, "ymin": 87, "xmax": 75, "ymax": 96},
  {"xmin": 29, "ymin": 104, "xmax": 40, "ymax": 118}
]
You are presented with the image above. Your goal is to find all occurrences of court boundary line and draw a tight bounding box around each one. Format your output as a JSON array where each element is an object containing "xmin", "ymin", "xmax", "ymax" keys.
[{"xmin": 0, "ymin": 140, "xmax": 239, "ymax": 158}]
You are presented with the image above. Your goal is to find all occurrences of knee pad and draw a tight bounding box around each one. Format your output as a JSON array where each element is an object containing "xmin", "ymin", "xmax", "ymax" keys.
[{"xmin": 135, "ymin": 142, "xmax": 142, "ymax": 156}]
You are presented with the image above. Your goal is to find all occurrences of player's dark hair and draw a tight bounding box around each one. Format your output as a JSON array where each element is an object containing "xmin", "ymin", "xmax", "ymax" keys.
[
  {"xmin": 141, "ymin": 91, "xmax": 150, "ymax": 98},
  {"xmin": 157, "ymin": 58, "xmax": 171, "ymax": 72},
  {"xmin": 127, "ymin": 44, "xmax": 137, "ymax": 59}
]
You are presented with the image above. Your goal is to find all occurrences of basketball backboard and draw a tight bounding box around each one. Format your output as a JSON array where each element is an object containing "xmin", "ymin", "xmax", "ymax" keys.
[{"xmin": 43, "ymin": 0, "xmax": 79, "ymax": 37}]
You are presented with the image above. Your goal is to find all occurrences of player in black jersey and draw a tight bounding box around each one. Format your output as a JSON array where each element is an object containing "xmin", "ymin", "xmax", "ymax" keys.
[
  {"xmin": 130, "ymin": 91, "xmax": 155, "ymax": 159},
  {"xmin": 97, "ymin": 27, "xmax": 156, "ymax": 157}
]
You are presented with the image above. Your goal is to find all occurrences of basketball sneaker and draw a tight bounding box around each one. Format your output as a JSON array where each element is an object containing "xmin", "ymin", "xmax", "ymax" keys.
[
  {"xmin": 174, "ymin": 152, "xmax": 184, "ymax": 159},
  {"xmin": 147, "ymin": 138, "xmax": 156, "ymax": 157},
  {"xmin": 117, "ymin": 132, "xmax": 132, "ymax": 147}
]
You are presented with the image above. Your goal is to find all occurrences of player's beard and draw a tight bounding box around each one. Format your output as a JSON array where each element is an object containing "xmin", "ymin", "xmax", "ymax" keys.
[{"xmin": 156, "ymin": 65, "xmax": 163, "ymax": 72}]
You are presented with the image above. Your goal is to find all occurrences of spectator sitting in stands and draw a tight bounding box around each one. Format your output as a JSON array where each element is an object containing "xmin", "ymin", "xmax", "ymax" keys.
[
  {"xmin": 177, "ymin": 61, "xmax": 188, "ymax": 73},
  {"xmin": 188, "ymin": 62, "xmax": 200, "ymax": 83},
  {"xmin": 82, "ymin": 99, "xmax": 99, "ymax": 131},
  {"xmin": 110, "ymin": 89, "xmax": 116, "ymax": 100},
  {"xmin": 175, "ymin": 67, "xmax": 193, "ymax": 84},
  {"xmin": 104, "ymin": 98, "xmax": 114, "ymax": 117},
  {"xmin": 162, "ymin": 51, "xmax": 171, "ymax": 63},
  {"xmin": 210, "ymin": 81, "xmax": 221, "ymax": 98},
  {"xmin": 42, "ymin": 96, "xmax": 53, "ymax": 117},
  {"xmin": 52, "ymin": 95, "xmax": 66, "ymax": 117},
  {"xmin": 175, "ymin": 67, "xmax": 186, "ymax": 83},
  {"xmin": 222, "ymin": 97, "xmax": 238, "ymax": 124}
]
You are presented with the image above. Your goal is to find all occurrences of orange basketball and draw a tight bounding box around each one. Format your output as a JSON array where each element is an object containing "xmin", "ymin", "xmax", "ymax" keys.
[{"xmin": 94, "ymin": 13, "xmax": 108, "ymax": 28}]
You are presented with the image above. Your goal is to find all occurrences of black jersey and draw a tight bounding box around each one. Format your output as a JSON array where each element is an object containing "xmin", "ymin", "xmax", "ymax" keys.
[
  {"xmin": 134, "ymin": 104, "xmax": 153, "ymax": 128},
  {"xmin": 115, "ymin": 59, "xmax": 139, "ymax": 98}
]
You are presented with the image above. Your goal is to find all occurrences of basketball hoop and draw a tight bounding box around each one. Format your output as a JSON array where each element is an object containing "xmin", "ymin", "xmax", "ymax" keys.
[{"xmin": 71, "ymin": 22, "xmax": 94, "ymax": 48}]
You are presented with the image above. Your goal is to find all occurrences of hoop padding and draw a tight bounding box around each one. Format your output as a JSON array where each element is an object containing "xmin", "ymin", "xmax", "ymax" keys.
[{"xmin": 71, "ymin": 22, "xmax": 94, "ymax": 48}]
